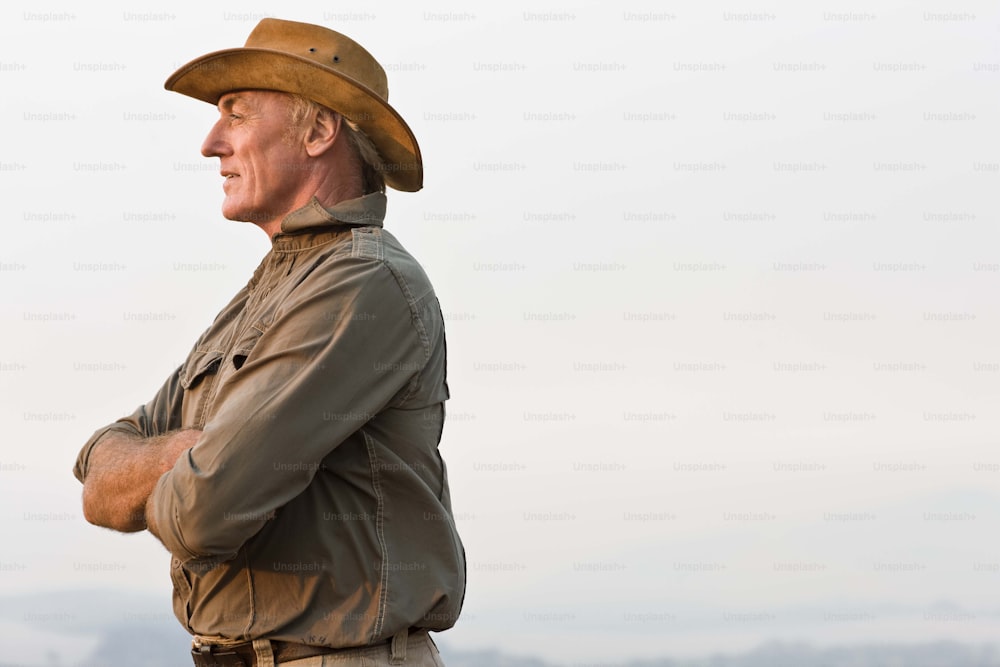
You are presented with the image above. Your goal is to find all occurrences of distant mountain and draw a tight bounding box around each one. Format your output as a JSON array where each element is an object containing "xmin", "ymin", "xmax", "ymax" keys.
[
  {"xmin": 438, "ymin": 641, "xmax": 1000, "ymax": 667},
  {"xmin": 77, "ymin": 636, "xmax": 1000, "ymax": 667},
  {"xmin": 78, "ymin": 622, "xmax": 190, "ymax": 667}
]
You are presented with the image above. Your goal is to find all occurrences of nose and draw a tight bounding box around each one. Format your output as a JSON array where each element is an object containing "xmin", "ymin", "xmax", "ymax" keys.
[{"xmin": 201, "ymin": 117, "xmax": 231, "ymax": 158}]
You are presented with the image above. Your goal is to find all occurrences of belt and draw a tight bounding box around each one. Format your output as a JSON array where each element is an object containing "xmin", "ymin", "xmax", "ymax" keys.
[
  {"xmin": 191, "ymin": 640, "xmax": 328, "ymax": 666},
  {"xmin": 191, "ymin": 629, "xmax": 422, "ymax": 667}
]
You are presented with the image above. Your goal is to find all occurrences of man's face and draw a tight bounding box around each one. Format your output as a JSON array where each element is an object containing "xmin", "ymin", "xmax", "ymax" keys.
[{"xmin": 201, "ymin": 90, "xmax": 308, "ymax": 225}]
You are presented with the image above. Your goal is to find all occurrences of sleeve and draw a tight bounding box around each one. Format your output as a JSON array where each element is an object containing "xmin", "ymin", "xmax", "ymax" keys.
[
  {"xmin": 72, "ymin": 363, "xmax": 188, "ymax": 484},
  {"xmin": 150, "ymin": 257, "xmax": 429, "ymax": 562}
]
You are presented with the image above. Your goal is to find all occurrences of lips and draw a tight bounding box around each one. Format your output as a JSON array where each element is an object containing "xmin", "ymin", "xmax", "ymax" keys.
[{"xmin": 220, "ymin": 171, "xmax": 239, "ymax": 192}]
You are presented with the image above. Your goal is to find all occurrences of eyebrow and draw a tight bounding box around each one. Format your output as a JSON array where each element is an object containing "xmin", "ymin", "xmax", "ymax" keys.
[{"xmin": 218, "ymin": 94, "xmax": 245, "ymax": 113}]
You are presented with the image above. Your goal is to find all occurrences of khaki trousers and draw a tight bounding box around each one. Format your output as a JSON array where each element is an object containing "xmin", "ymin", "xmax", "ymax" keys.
[{"xmin": 242, "ymin": 630, "xmax": 446, "ymax": 667}]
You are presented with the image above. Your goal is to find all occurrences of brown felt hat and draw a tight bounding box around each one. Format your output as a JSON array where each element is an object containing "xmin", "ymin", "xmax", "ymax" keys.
[{"xmin": 165, "ymin": 18, "xmax": 422, "ymax": 192}]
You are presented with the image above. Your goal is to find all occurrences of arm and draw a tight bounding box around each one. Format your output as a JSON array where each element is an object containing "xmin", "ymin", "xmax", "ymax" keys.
[
  {"xmin": 149, "ymin": 258, "xmax": 431, "ymax": 562},
  {"xmin": 81, "ymin": 429, "xmax": 201, "ymax": 532},
  {"xmin": 74, "ymin": 291, "xmax": 251, "ymax": 533},
  {"xmin": 73, "ymin": 360, "xmax": 190, "ymax": 486}
]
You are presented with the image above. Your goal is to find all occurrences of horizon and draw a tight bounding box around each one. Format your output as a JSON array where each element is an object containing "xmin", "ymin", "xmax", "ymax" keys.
[{"xmin": 1, "ymin": 0, "xmax": 997, "ymax": 664}]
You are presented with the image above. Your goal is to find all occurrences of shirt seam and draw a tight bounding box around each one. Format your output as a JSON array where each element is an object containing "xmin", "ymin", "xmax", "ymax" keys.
[
  {"xmin": 349, "ymin": 227, "xmax": 429, "ymax": 405},
  {"xmin": 271, "ymin": 233, "xmax": 346, "ymax": 254},
  {"xmin": 381, "ymin": 261, "xmax": 432, "ymax": 405},
  {"xmin": 350, "ymin": 227, "xmax": 384, "ymax": 262},
  {"xmin": 364, "ymin": 430, "xmax": 389, "ymax": 641},
  {"xmin": 171, "ymin": 505, "xmax": 203, "ymax": 561},
  {"xmin": 243, "ymin": 550, "xmax": 256, "ymax": 638}
]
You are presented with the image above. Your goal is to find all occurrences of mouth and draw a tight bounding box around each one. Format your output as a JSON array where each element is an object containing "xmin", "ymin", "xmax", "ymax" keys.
[{"xmin": 221, "ymin": 171, "xmax": 238, "ymax": 179}]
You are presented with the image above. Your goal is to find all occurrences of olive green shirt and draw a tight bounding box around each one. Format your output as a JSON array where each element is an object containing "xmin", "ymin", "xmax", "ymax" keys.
[{"xmin": 73, "ymin": 193, "xmax": 465, "ymax": 647}]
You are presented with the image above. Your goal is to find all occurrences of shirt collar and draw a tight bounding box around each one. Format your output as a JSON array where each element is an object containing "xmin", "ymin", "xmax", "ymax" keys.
[{"xmin": 279, "ymin": 192, "xmax": 387, "ymax": 235}]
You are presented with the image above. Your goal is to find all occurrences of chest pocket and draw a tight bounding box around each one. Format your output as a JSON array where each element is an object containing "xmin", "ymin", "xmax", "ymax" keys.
[
  {"xmin": 179, "ymin": 347, "xmax": 225, "ymax": 429},
  {"xmin": 178, "ymin": 318, "xmax": 271, "ymax": 427},
  {"xmin": 231, "ymin": 319, "xmax": 269, "ymax": 371},
  {"xmin": 180, "ymin": 348, "xmax": 224, "ymax": 390}
]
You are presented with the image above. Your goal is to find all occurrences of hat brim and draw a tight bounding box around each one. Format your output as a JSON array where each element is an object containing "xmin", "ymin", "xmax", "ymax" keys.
[{"xmin": 165, "ymin": 48, "xmax": 422, "ymax": 192}]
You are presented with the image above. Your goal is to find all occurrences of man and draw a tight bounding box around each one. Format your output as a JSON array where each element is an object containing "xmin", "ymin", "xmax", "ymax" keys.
[{"xmin": 72, "ymin": 18, "xmax": 465, "ymax": 667}]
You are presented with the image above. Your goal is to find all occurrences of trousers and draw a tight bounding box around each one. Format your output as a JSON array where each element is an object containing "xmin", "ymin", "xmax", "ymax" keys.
[{"xmin": 212, "ymin": 630, "xmax": 446, "ymax": 667}]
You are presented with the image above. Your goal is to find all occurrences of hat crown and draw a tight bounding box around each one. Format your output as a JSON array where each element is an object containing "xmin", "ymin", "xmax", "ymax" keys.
[
  {"xmin": 164, "ymin": 17, "xmax": 422, "ymax": 190},
  {"xmin": 245, "ymin": 18, "xmax": 388, "ymax": 100}
]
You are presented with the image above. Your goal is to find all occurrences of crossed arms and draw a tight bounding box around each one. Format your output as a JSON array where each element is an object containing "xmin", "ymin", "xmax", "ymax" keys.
[
  {"xmin": 74, "ymin": 255, "xmax": 434, "ymax": 560},
  {"xmin": 80, "ymin": 429, "xmax": 202, "ymax": 538}
]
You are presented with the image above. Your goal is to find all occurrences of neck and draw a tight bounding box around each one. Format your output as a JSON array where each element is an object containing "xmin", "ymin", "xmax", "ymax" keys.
[
  {"xmin": 255, "ymin": 137, "xmax": 366, "ymax": 238},
  {"xmin": 257, "ymin": 175, "xmax": 365, "ymax": 239}
]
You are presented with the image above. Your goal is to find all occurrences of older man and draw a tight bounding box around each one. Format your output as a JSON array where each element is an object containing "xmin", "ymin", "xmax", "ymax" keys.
[{"xmin": 72, "ymin": 18, "xmax": 465, "ymax": 667}]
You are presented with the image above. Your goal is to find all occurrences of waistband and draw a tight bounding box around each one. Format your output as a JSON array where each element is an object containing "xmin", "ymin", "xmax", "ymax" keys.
[{"xmin": 191, "ymin": 628, "xmax": 425, "ymax": 666}]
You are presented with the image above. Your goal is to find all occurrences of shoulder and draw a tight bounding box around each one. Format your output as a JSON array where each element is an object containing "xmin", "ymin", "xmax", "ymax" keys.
[{"xmin": 310, "ymin": 226, "xmax": 438, "ymax": 310}]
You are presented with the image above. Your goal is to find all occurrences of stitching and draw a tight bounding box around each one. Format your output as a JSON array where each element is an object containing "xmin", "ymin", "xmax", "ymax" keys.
[
  {"xmin": 272, "ymin": 233, "xmax": 343, "ymax": 254},
  {"xmin": 350, "ymin": 227, "xmax": 385, "ymax": 261},
  {"xmin": 243, "ymin": 550, "xmax": 255, "ymax": 638},
  {"xmin": 381, "ymin": 261, "xmax": 431, "ymax": 405},
  {"xmin": 383, "ymin": 261, "xmax": 430, "ymax": 358},
  {"xmin": 252, "ymin": 638, "xmax": 274, "ymax": 667},
  {"xmin": 364, "ymin": 431, "xmax": 389, "ymax": 641}
]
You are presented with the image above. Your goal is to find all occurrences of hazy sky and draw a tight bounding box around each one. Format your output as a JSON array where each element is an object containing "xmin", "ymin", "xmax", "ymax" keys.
[{"xmin": 1, "ymin": 0, "xmax": 999, "ymax": 663}]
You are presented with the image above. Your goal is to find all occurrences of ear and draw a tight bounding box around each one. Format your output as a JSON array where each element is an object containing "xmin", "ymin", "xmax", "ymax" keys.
[{"xmin": 304, "ymin": 109, "xmax": 340, "ymax": 158}]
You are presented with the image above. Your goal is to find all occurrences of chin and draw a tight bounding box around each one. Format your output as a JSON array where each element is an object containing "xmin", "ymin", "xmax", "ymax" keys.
[
  {"xmin": 223, "ymin": 207, "xmax": 275, "ymax": 227},
  {"xmin": 221, "ymin": 204, "xmax": 254, "ymax": 223}
]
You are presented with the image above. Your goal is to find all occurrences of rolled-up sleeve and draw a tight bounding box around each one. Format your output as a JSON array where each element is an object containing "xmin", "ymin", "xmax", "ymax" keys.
[
  {"xmin": 150, "ymin": 256, "xmax": 429, "ymax": 562},
  {"xmin": 72, "ymin": 363, "xmax": 188, "ymax": 483}
]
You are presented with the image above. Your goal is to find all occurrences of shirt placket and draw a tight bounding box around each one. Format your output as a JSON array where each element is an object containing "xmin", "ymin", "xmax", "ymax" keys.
[{"xmin": 198, "ymin": 251, "xmax": 287, "ymax": 423}]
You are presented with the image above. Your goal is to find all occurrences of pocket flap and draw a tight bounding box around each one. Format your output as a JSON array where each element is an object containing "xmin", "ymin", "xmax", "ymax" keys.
[
  {"xmin": 231, "ymin": 319, "xmax": 269, "ymax": 371},
  {"xmin": 180, "ymin": 348, "xmax": 224, "ymax": 390}
]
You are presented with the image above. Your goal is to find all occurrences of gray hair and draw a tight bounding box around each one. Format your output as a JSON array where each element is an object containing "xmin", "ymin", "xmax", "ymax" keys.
[{"xmin": 285, "ymin": 93, "xmax": 386, "ymax": 194}]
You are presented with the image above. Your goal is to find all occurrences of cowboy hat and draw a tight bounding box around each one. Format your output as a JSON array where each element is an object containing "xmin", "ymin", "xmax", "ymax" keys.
[{"xmin": 164, "ymin": 18, "xmax": 422, "ymax": 192}]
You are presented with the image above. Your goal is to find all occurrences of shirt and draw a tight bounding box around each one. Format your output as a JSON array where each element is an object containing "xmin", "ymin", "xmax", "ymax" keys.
[{"xmin": 73, "ymin": 192, "xmax": 466, "ymax": 648}]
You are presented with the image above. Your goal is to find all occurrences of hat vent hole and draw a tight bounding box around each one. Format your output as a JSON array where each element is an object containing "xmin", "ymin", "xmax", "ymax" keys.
[
  {"xmin": 333, "ymin": 55, "xmax": 340, "ymax": 63},
  {"xmin": 309, "ymin": 47, "xmax": 317, "ymax": 53}
]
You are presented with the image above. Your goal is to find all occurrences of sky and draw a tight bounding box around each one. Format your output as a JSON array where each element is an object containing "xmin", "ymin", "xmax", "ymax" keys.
[{"xmin": 1, "ymin": 0, "xmax": 999, "ymax": 663}]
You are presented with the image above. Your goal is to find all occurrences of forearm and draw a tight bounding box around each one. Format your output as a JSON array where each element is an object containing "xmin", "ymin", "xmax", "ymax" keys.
[{"xmin": 81, "ymin": 429, "xmax": 200, "ymax": 533}]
